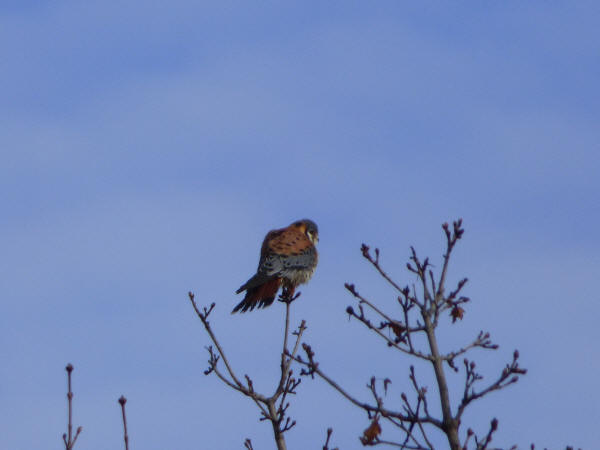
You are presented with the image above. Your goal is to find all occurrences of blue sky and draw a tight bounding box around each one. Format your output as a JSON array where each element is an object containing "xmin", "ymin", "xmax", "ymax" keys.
[{"xmin": 1, "ymin": 1, "xmax": 599, "ymax": 449}]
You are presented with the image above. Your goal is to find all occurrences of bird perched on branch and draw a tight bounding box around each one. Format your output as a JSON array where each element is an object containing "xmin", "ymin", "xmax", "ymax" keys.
[{"xmin": 232, "ymin": 219, "xmax": 319, "ymax": 313}]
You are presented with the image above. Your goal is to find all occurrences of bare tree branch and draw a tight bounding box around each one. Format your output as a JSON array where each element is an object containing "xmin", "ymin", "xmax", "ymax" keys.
[
  {"xmin": 188, "ymin": 290, "xmax": 306, "ymax": 450},
  {"xmin": 293, "ymin": 344, "xmax": 443, "ymax": 431},
  {"xmin": 457, "ymin": 351, "xmax": 526, "ymax": 421},
  {"xmin": 295, "ymin": 219, "xmax": 526, "ymax": 450},
  {"xmin": 62, "ymin": 364, "xmax": 82, "ymax": 450}
]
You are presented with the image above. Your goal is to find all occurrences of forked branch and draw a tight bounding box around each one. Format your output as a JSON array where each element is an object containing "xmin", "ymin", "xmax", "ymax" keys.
[{"xmin": 188, "ymin": 290, "xmax": 306, "ymax": 450}]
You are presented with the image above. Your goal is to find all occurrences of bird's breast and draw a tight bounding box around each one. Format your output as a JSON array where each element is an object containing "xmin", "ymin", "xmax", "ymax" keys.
[{"xmin": 286, "ymin": 266, "xmax": 316, "ymax": 286}]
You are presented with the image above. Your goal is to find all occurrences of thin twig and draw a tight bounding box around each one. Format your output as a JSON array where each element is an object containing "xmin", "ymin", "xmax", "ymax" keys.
[
  {"xmin": 344, "ymin": 288, "xmax": 431, "ymax": 361},
  {"xmin": 457, "ymin": 351, "xmax": 526, "ymax": 420},
  {"xmin": 118, "ymin": 396, "xmax": 129, "ymax": 450},
  {"xmin": 436, "ymin": 220, "xmax": 464, "ymax": 303},
  {"xmin": 361, "ymin": 244, "xmax": 411, "ymax": 296},
  {"xmin": 62, "ymin": 364, "xmax": 82, "ymax": 450},
  {"xmin": 188, "ymin": 293, "xmax": 247, "ymax": 391},
  {"xmin": 322, "ymin": 427, "xmax": 338, "ymax": 450},
  {"xmin": 294, "ymin": 344, "xmax": 443, "ymax": 429}
]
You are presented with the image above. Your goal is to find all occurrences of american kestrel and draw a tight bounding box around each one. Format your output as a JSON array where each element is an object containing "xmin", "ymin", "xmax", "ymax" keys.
[{"xmin": 232, "ymin": 219, "xmax": 319, "ymax": 313}]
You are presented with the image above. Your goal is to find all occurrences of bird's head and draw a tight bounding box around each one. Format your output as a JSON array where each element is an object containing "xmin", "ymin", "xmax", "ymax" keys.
[{"xmin": 293, "ymin": 219, "xmax": 319, "ymax": 245}]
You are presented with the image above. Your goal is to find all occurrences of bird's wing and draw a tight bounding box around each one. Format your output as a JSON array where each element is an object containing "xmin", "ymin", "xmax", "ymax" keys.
[
  {"xmin": 235, "ymin": 271, "xmax": 275, "ymax": 294},
  {"xmin": 278, "ymin": 247, "xmax": 318, "ymax": 279},
  {"xmin": 235, "ymin": 228, "xmax": 287, "ymax": 294}
]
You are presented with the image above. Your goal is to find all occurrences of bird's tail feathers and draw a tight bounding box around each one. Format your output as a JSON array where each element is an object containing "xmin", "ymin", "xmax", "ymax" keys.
[{"xmin": 232, "ymin": 278, "xmax": 281, "ymax": 313}]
